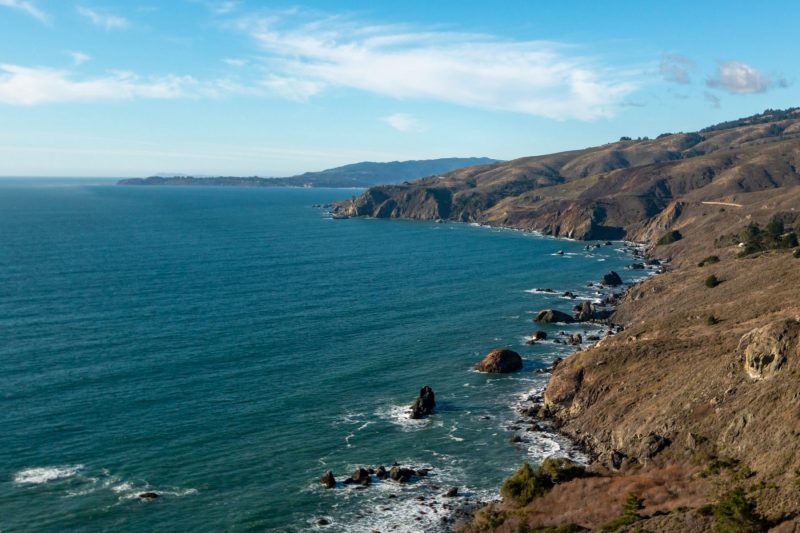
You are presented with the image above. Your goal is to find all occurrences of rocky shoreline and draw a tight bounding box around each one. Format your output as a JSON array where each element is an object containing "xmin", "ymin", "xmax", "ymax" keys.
[{"xmin": 316, "ymin": 213, "xmax": 658, "ymax": 531}]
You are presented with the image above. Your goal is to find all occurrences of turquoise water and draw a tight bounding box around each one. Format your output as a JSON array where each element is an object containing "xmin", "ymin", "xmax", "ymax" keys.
[{"xmin": 0, "ymin": 180, "xmax": 640, "ymax": 532}]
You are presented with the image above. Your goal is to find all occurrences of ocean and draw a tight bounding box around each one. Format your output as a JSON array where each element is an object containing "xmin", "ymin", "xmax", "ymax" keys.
[{"xmin": 0, "ymin": 180, "xmax": 642, "ymax": 532}]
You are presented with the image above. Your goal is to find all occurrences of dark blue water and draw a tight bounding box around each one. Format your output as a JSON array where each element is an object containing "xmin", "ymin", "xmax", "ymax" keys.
[{"xmin": 0, "ymin": 180, "xmax": 641, "ymax": 532}]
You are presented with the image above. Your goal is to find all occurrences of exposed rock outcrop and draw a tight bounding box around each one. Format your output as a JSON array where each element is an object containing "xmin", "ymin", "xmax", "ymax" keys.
[
  {"xmin": 320, "ymin": 471, "xmax": 336, "ymax": 488},
  {"xmin": 601, "ymin": 271, "xmax": 623, "ymax": 287},
  {"xmin": 738, "ymin": 318, "xmax": 800, "ymax": 380},
  {"xmin": 534, "ymin": 309, "xmax": 575, "ymax": 324},
  {"xmin": 410, "ymin": 385, "xmax": 436, "ymax": 419},
  {"xmin": 475, "ymin": 349, "xmax": 523, "ymax": 373}
]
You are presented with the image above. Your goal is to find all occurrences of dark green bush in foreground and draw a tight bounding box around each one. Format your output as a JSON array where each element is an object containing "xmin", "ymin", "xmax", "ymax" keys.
[
  {"xmin": 712, "ymin": 487, "xmax": 768, "ymax": 533},
  {"xmin": 657, "ymin": 230, "xmax": 683, "ymax": 245},
  {"xmin": 601, "ymin": 493, "xmax": 644, "ymax": 532},
  {"xmin": 501, "ymin": 459, "xmax": 590, "ymax": 506},
  {"xmin": 706, "ymin": 275, "xmax": 720, "ymax": 288}
]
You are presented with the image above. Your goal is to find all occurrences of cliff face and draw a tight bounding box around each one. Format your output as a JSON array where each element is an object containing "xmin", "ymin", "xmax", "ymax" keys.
[{"xmin": 335, "ymin": 111, "xmax": 800, "ymax": 242}]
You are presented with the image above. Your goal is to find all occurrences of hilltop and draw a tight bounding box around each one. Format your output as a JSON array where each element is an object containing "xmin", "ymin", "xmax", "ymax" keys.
[
  {"xmin": 117, "ymin": 157, "xmax": 498, "ymax": 189},
  {"xmin": 336, "ymin": 108, "xmax": 800, "ymax": 531}
]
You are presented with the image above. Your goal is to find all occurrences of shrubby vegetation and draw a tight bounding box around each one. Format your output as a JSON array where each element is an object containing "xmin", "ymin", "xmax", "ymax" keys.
[
  {"xmin": 601, "ymin": 493, "xmax": 644, "ymax": 532},
  {"xmin": 657, "ymin": 230, "xmax": 683, "ymax": 245},
  {"xmin": 698, "ymin": 255, "xmax": 720, "ymax": 267},
  {"xmin": 709, "ymin": 487, "xmax": 768, "ymax": 533},
  {"xmin": 700, "ymin": 107, "xmax": 800, "ymax": 133},
  {"xmin": 501, "ymin": 459, "xmax": 591, "ymax": 506},
  {"xmin": 705, "ymin": 275, "xmax": 721, "ymax": 288},
  {"xmin": 726, "ymin": 216, "xmax": 800, "ymax": 256}
]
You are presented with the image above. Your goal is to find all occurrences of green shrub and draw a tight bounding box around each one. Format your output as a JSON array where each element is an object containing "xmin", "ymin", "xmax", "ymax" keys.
[
  {"xmin": 501, "ymin": 459, "xmax": 590, "ymax": 506},
  {"xmin": 601, "ymin": 494, "xmax": 644, "ymax": 532},
  {"xmin": 707, "ymin": 315, "xmax": 720, "ymax": 325},
  {"xmin": 705, "ymin": 275, "xmax": 720, "ymax": 288},
  {"xmin": 794, "ymin": 248, "xmax": 800, "ymax": 258},
  {"xmin": 698, "ymin": 255, "xmax": 720, "ymax": 267},
  {"xmin": 712, "ymin": 487, "xmax": 768, "ymax": 533},
  {"xmin": 657, "ymin": 230, "xmax": 683, "ymax": 245}
]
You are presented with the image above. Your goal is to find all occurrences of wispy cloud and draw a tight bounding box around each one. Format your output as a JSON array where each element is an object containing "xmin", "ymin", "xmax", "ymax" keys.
[
  {"xmin": 381, "ymin": 113, "xmax": 423, "ymax": 132},
  {"xmin": 77, "ymin": 6, "xmax": 128, "ymax": 30},
  {"xmin": 223, "ymin": 57, "xmax": 248, "ymax": 67},
  {"xmin": 237, "ymin": 14, "xmax": 639, "ymax": 120},
  {"xmin": 0, "ymin": 64, "xmax": 232, "ymax": 105},
  {"xmin": 67, "ymin": 51, "xmax": 91, "ymax": 66},
  {"xmin": 659, "ymin": 53, "xmax": 694, "ymax": 84},
  {"xmin": 704, "ymin": 91, "xmax": 721, "ymax": 108},
  {"xmin": 0, "ymin": 0, "xmax": 48, "ymax": 23},
  {"xmin": 706, "ymin": 61, "xmax": 787, "ymax": 94},
  {"xmin": 213, "ymin": 1, "xmax": 239, "ymax": 15}
]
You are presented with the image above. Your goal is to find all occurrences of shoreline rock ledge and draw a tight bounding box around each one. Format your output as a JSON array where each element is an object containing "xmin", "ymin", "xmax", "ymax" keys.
[
  {"xmin": 475, "ymin": 348, "xmax": 523, "ymax": 373},
  {"xmin": 410, "ymin": 385, "xmax": 436, "ymax": 419}
]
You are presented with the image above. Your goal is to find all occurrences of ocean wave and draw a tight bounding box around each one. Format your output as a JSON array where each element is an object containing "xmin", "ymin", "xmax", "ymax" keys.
[
  {"xmin": 373, "ymin": 404, "xmax": 436, "ymax": 431},
  {"xmin": 13, "ymin": 465, "xmax": 84, "ymax": 485}
]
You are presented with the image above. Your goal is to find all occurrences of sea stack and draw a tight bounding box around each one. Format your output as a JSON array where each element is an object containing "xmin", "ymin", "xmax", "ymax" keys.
[
  {"xmin": 475, "ymin": 348, "xmax": 523, "ymax": 373},
  {"xmin": 410, "ymin": 385, "xmax": 436, "ymax": 419}
]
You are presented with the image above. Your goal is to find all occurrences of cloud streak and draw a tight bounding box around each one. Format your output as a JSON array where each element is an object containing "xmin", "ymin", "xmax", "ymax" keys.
[
  {"xmin": 0, "ymin": 64, "xmax": 235, "ymax": 105},
  {"xmin": 77, "ymin": 6, "xmax": 128, "ymax": 30},
  {"xmin": 0, "ymin": 0, "xmax": 48, "ymax": 23},
  {"xmin": 239, "ymin": 15, "xmax": 639, "ymax": 120},
  {"xmin": 382, "ymin": 113, "xmax": 423, "ymax": 132},
  {"xmin": 706, "ymin": 61, "xmax": 787, "ymax": 94},
  {"xmin": 659, "ymin": 53, "xmax": 694, "ymax": 84}
]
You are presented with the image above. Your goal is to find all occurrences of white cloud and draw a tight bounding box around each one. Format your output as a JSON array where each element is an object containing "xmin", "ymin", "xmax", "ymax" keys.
[
  {"xmin": 223, "ymin": 57, "xmax": 248, "ymax": 67},
  {"xmin": 77, "ymin": 6, "xmax": 128, "ymax": 30},
  {"xmin": 260, "ymin": 75, "xmax": 323, "ymax": 102},
  {"xmin": 659, "ymin": 53, "xmax": 694, "ymax": 84},
  {"xmin": 213, "ymin": 1, "xmax": 239, "ymax": 15},
  {"xmin": 0, "ymin": 0, "xmax": 48, "ymax": 23},
  {"xmin": 704, "ymin": 91, "xmax": 721, "ymax": 108},
  {"xmin": 706, "ymin": 61, "xmax": 787, "ymax": 94},
  {"xmin": 67, "ymin": 51, "xmax": 91, "ymax": 66},
  {"xmin": 0, "ymin": 64, "xmax": 198, "ymax": 105},
  {"xmin": 381, "ymin": 113, "xmax": 422, "ymax": 132},
  {"xmin": 238, "ymin": 15, "xmax": 638, "ymax": 120}
]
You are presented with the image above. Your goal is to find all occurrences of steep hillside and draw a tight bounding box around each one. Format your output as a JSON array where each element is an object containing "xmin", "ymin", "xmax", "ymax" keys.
[{"xmin": 333, "ymin": 109, "xmax": 800, "ymax": 242}]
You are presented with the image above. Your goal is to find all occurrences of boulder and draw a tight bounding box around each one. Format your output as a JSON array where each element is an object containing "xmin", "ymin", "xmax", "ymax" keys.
[
  {"xmin": 563, "ymin": 291, "xmax": 576, "ymax": 299},
  {"xmin": 567, "ymin": 334, "xmax": 583, "ymax": 346},
  {"xmin": 573, "ymin": 301, "xmax": 595, "ymax": 322},
  {"xmin": 138, "ymin": 492, "xmax": 160, "ymax": 500},
  {"xmin": 532, "ymin": 331, "xmax": 548, "ymax": 340},
  {"xmin": 320, "ymin": 471, "xmax": 336, "ymax": 488},
  {"xmin": 738, "ymin": 319, "xmax": 800, "ymax": 380},
  {"xmin": 410, "ymin": 385, "xmax": 436, "ymax": 419},
  {"xmin": 375, "ymin": 466, "xmax": 388, "ymax": 480},
  {"xmin": 350, "ymin": 468, "xmax": 371, "ymax": 486},
  {"xmin": 639, "ymin": 433, "xmax": 671, "ymax": 459},
  {"xmin": 602, "ymin": 271, "xmax": 623, "ymax": 287},
  {"xmin": 389, "ymin": 466, "xmax": 414, "ymax": 483},
  {"xmin": 534, "ymin": 309, "xmax": 575, "ymax": 324},
  {"xmin": 444, "ymin": 487, "xmax": 459, "ymax": 497},
  {"xmin": 475, "ymin": 348, "xmax": 523, "ymax": 373}
]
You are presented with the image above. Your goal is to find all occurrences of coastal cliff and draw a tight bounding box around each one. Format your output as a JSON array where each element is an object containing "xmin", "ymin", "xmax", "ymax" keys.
[{"xmin": 337, "ymin": 108, "xmax": 800, "ymax": 531}]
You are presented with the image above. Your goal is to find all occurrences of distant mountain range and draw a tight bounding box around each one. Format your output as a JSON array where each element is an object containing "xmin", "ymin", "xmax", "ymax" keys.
[{"xmin": 117, "ymin": 157, "xmax": 498, "ymax": 188}]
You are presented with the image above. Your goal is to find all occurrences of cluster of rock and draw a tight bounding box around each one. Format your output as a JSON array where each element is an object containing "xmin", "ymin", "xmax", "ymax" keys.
[{"xmin": 320, "ymin": 464, "xmax": 435, "ymax": 489}]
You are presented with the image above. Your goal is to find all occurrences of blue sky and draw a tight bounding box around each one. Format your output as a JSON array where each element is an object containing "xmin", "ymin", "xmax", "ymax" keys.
[{"xmin": 0, "ymin": 0, "xmax": 798, "ymax": 177}]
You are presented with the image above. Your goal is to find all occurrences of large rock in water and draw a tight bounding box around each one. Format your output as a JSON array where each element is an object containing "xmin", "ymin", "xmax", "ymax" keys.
[
  {"xmin": 738, "ymin": 319, "xmax": 800, "ymax": 380},
  {"xmin": 410, "ymin": 386, "xmax": 436, "ymax": 419},
  {"xmin": 602, "ymin": 271, "xmax": 623, "ymax": 287},
  {"xmin": 534, "ymin": 309, "xmax": 575, "ymax": 324},
  {"xmin": 320, "ymin": 471, "xmax": 336, "ymax": 488},
  {"xmin": 475, "ymin": 348, "xmax": 523, "ymax": 373},
  {"xmin": 573, "ymin": 301, "xmax": 595, "ymax": 322}
]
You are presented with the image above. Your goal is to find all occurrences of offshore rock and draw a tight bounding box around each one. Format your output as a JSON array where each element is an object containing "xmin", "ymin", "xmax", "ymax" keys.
[
  {"xmin": 475, "ymin": 348, "xmax": 523, "ymax": 373},
  {"xmin": 534, "ymin": 309, "xmax": 575, "ymax": 324},
  {"xmin": 410, "ymin": 385, "xmax": 436, "ymax": 419},
  {"xmin": 320, "ymin": 471, "xmax": 336, "ymax": 488},
  {"xmin": 602, "ymin": 271, "xmax": 623, "ymax": 287}
]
